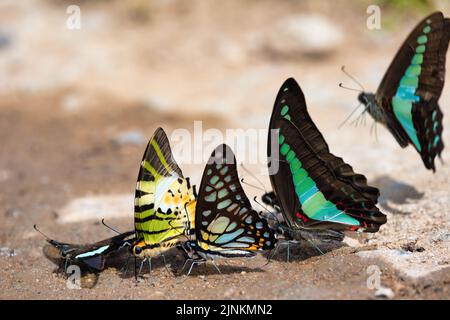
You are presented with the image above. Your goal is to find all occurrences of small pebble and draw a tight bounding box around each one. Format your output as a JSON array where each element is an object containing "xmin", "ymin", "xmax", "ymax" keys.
[
  {"xmin": 111, "ymin": 130, "xmax": 146, "ymax": 146},
  {"xmin": 375, "ymin": 287, "xmax": 395, "ymax": 299},
  {"xmin": 0, "ymin": 247, "xmax": 16, "ymax": 257}
]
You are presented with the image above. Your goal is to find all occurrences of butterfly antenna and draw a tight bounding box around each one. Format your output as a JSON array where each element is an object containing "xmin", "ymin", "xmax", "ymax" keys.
[
  {"xmin": 168, "ymin": 221, "xmax": 189, "ymax": 242},
  {"xmin": 184, "ymin": 201, "xmax": 196, "ymax": 241},
  {"xmin": 33, "ymin": 224, "xmax": 52, "ymax": 241},
  {"xmin": 167, "ymin": 205, "xmax": 191, "ymax": 242},
  {"xmin": 240, "ymin": 163, "xmax": 267, "ymax": 192},
  {"xmin": 338, "ymin": 103, "xmax": 362, "ymax": 129},
  {"xmin": 241, "ymin": 178, "xmax": 265, "ymax": 192},
  {"xmin": 338, "ymin": 83, "xmax": 361, "ymax": 92},
  {"xmin": 101, "ymin": 219, "xmax": 121, "ymax": 234},
  {"xmin": 253, "ymin": 196, "xmax": 279, "ymax": 223},
  {"xmin": 340, "ymin": 65, "xmax": 365, "ymax": 91}
]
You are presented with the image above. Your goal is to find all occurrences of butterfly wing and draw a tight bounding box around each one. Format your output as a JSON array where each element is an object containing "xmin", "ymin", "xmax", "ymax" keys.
[
  {"xmin": 268, "ymin": 78, "xmax": 386, "ymax": 232},
  {"xmin": 134, "ymin": 128, "xmax": 196, "ymax": 247},
  {"xmin": 375, "ymin": 11, "xmax": 450, "ymax": 170},
  {"xmin": 195, "ymin": 144, "xmax": 276, "ymax": 257}
]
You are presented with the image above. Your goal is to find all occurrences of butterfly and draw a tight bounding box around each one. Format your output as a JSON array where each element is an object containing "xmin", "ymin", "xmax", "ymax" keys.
[
  {"xmin": 35, "ymin": 224, "xmax": 134, "ymax": 272},
  {"xmin": 179, "ymin": 144, "xmax": 276, "ymax": 275},
  {"xmin": 358, "ymin": 11, "xmax": 450, "ymax": 171},
  {"xmin": 131, "ymin": 127, "xmax": 197, "ymax": 274},
  {"xmin": 262, "ymin": 78, "xmax": 387, "ymax": 248}
]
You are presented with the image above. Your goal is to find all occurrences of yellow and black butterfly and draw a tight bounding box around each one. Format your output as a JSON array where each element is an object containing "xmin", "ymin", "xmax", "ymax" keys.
[
  {"xmin": 131, "ymin": 127, "xmax": 197, "ymax": 274},
  {"xmin": 358, "ymin": 11, "xmax": 449, "ymax": 171},
  {"xmin": 262, "ymin": 78, "xmax": 386, "ymax": 255},
  {"xmin": 179, "ymin": 144, "xmax": 276, "ymax": 275}
]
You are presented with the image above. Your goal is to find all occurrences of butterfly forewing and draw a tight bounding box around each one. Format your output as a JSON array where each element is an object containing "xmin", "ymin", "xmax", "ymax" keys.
[
  {"xmin": 269, "ymin": 78, "xmax": 386, "ymax": 232},
  {"xmin": 134, "ymin": 128, "xmax": 196, "ymax": 246},
  {"xmin": 195, "ymin": 144, "xmax": 276, "ymax": 256}
]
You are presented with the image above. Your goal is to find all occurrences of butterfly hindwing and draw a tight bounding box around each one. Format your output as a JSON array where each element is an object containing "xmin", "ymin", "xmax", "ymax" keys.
[
  {"xmin": 376, "ymin": 12, "xmax": 449, "ymax": 170},
  {"xmin": 269, "ymin": 78, "xmax": 386, "ymax": 232},
  {"xmin": 195, "ymin": 144, "xmax": 276, "ymax": 257},
  {"xmin": 134, "ymin": 128, "xmax": 196, "ymax": 247}
]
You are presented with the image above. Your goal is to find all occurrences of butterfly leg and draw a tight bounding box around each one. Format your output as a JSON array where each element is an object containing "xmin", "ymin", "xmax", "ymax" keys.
[
  {"xmin": 134, "ymin": 256, "xmax": 137, "ymax": 281},
  {"xmin": 186, "ymin": 259, "xmax": 206, "ymax": 277},
  {"xmin": 161, "ymin": 254, "xmax": 172, "ymax": 274},
  {"xmin": 307, "ymin": 239, "xmax": 324, "ymax": 256},
  {"xmin": 286, "ymin": 241, "xmax": 291, "ymax": 262},
  {"xmin": 137, "ymin": 257, "xmax": 147, "ymax": 278},
  {"xmin": 211, "ymin": 260, "xmax": 221, "ymax": 274},
  {"xmin": 267, "ymin": 240, "xmax": 283, "ymax": 263},
  {"xmin": 178, "ymin": 258, "xmax": 193, "ymax": 275},
  {"xmin": 120, "ymin": 256, "xmax": 131, "ymax": 274},
  {"xmin": 186, "ymin": 261, "xmax": 196, "ymax": 277},
  {"xmin": 148, "ymin": 258, "xmax": 152, "ymax": 275}
]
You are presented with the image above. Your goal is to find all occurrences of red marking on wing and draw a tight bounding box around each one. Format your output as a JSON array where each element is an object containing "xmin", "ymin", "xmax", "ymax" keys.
[{"xmin": 295, "ymin": 212, "xmax": 309, "ymax": 222}]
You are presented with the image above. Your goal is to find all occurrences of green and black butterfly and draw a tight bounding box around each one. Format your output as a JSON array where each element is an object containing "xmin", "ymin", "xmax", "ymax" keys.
[
  {"xmin": 262, "ymin": 78, "xmax": 387, "ymax": 248},
  {"xmin": 358, "ymin": 11, "xmax": 450, "ymax": 171},
  {"xmin": 179, "ymin": 144, "xmax": 276, "ymax": 275},
  {"xmin": 35, "ymin": 224, "xmax": 134, "ymax": 271}
]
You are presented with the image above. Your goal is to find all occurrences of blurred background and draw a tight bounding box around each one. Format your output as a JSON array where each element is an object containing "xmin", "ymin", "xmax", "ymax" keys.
[{"xmin": 1, "ymin": 0, "xmax": 449, "ymax": 299}]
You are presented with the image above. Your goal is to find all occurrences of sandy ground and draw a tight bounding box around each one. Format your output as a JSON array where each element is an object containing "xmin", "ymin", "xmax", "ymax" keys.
[{"xmin": 0, "ymin": 1, "xmax": 449, "ymax": 299}]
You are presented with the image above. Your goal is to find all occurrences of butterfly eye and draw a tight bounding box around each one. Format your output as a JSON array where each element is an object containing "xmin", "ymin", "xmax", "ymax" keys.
[{"xmin": 133, "ymin": 246, "xmax": 142, "ymax": 255}]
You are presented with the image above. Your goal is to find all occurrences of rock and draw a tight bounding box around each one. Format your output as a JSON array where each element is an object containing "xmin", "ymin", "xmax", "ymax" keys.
[
  {"xmin": 375, "ymin": 286, "xmax": 395, "ymax": 299},
  {"xmin": 5, "ymin": 208, "xmax": 21, "ymax": 219},
  {"xmin": 60, "ymin": 93, "xmax": 82, "ymax": 112},
  {"xmin": 57, "ymin": 194, "xmax": 134, "ymax": 223},
  {"xmin": 111, "ymin": 130, "xmax": 146, "ymax": 146},
  {"xmin": 0, "ymin": 32, "xmax": 11, "ymax": 50},
  {"xmin": 263, "ymin": 14, "xmax": 344, "ymax": 58},
  {"xmin": 143, "ymin": 95, "xmax": 174, "ymax": 112},
  {"xmin": 356, "ymin": 249, "xmax": 446, "ymax": 279},
  {"xmin": 224, "ymin": 288, "xmax": 235, "ymax": 298},
  {"xmin": 343, "ymin": 237, "xmax": 361, "ymax": 248},
  {"xmin": 215, "ymin": 39, "xmax": 246, "ymax": 65},
  {"xmin": 431, "ymin": 231, "xmax": 450, "ymax": 243},
  {"xmin": 401, "ymin": 242, "xmax": 425, "ymax": 253},
  {"xmin": 0, "ymin": 247, "xmax": 16, "ymax": 257}
]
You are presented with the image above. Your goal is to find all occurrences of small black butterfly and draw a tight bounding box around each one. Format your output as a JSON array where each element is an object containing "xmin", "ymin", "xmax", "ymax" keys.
[{"xmin": 36, "ymin": 225, "xmax": 134, "ymax": 271}]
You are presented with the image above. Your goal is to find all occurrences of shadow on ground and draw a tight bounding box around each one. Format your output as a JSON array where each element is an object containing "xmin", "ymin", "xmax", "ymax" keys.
[
  {"xmin": 372, "ymin": 175, "xmax": 424, "ymax": 215},
  {"xmin": 265, "ymin": 240, "xmax": 346, "ymax": 263}
]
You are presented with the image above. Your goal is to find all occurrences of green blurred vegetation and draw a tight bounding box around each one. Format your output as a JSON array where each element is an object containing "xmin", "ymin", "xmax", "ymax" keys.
[
  {"xmin": 377, "ymin": 0, "xmax": 434, "ymax": 13},
  {"xmin": 366, "ymin": 0, "xmax": 439, "ymax": 30}
]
